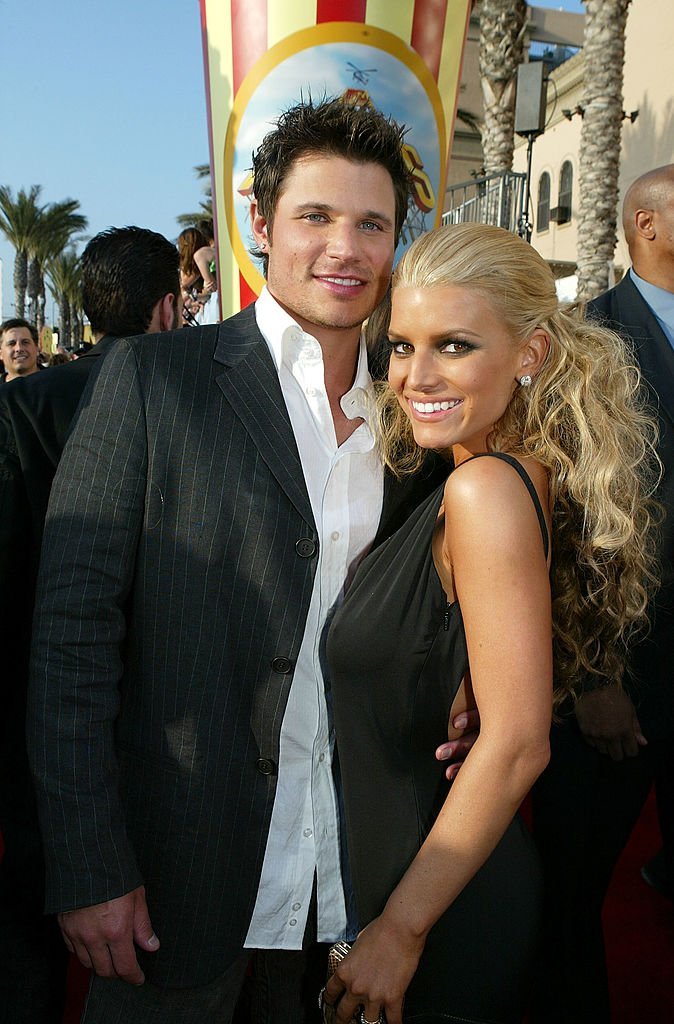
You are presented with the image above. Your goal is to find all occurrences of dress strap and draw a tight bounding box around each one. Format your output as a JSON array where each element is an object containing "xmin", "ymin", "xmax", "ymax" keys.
[{"xmin": 459, "ymin": 452, "xmax": 549, "ymax": 560}]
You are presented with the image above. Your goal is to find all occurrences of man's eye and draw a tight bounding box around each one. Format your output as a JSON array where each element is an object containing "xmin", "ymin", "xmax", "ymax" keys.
[
  {"xmin": 361, "ymin": 221, "xmax": 382, "ymax": 231},
  {"xmin": 304, "ymin": 213, "xmax": 327, "ymax": 222}
]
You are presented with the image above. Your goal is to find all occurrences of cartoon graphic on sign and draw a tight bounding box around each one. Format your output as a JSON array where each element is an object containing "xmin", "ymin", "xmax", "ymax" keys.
[
  {"xmin": 200, "ymin": 1, "xmax": 471, "ymax": 315},
  {"xmin": 224, "ymin": 25, "xmax": 445, "ymax": 295}
]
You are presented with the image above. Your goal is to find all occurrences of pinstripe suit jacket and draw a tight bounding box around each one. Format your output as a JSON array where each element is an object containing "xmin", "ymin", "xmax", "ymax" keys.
[{"xmin": 28, "ymin": 305, "xmax": 444, "ymax": 987}]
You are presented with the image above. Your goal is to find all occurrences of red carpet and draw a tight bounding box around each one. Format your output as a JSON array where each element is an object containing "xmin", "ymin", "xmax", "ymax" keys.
[
  {"xmin": 54, "ymin": 788, "xmax": 671, "ymax": 1020},
  {"xmin": 603, "ymin": 788, "xmax": 674, "ymax": 1022}
]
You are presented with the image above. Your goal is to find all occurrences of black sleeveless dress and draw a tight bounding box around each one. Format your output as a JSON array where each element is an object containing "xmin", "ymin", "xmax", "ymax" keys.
[{"xmin": 328, "ymin": 454, "xmax": 547, "ymax": 1024}]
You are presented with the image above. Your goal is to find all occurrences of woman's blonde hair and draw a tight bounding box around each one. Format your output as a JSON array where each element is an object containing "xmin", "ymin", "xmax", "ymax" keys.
[{"xmin": 373, "ymin": 223, "xmax": 660, "ymax": 704}]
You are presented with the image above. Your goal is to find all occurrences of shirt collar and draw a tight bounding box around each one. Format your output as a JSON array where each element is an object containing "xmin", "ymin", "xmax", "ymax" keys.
[{"xmin": 254, "ymin": 286, "xmax": 375, "ymax": 425}]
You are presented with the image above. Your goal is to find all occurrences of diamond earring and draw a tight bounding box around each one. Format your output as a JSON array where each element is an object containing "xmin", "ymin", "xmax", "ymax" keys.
[{"xmin": 519, "ymin": 374, "xmax": 533, "ymax": 387}]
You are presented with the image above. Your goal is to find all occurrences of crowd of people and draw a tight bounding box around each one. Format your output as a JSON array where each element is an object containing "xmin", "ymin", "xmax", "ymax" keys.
[
  {"xmin": 0, "ymin": 220, "xmax": 217, "ymax": 386},
  {"xmin": 0, "ymin": 97, "xmax": 672, "ymax": 1024}
]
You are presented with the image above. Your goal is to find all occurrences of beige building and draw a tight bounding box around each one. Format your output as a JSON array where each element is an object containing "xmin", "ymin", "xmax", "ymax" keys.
[
  {"xmin": 512, "ymin": 2, "xmax": 674, "ymax": 296},
  {"xmin": 449, "ymin": 3, "xmax": 585, "ymax": 188}
]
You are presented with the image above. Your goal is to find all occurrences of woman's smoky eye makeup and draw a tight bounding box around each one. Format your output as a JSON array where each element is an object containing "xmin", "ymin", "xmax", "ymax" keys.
[{"xmin": 386, "ymin": 337, "xmax": 476, "ymax": 355}]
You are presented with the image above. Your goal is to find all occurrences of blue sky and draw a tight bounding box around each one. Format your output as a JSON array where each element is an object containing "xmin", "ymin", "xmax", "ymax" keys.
[{"xmin": 0, "ymin": 0, "xmax": 584, "ymax": 320}]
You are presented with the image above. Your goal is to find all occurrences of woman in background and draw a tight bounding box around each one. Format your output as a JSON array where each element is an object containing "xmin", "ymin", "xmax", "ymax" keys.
[{"xmin": 177, "ymin": 227, "xmax": 218, "ymax": 325}]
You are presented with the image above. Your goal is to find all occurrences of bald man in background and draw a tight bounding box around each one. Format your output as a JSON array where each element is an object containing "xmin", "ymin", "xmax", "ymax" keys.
[{"xmin": 529, "ymin": 164, "xmax": 674, "ymax": 1022}]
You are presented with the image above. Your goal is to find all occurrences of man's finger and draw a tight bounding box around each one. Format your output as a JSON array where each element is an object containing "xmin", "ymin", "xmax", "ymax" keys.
[
  {"xmin": 108, "ymin": 943, "xmax": 145, "ymax": 985},
  {"xmin": 452, "ymin": 708, "xmax": 479, "ymax": 731},
  {"xmin": 132, "ymin": 896, "xmax": 160, "ymax": 953},
  {"xmin": 69, "ymin": 939, "xmax": 93, "ymax": 970},
  {"xmin": 447, "ymin": 731, "xmax": 478, "ymax": 758},
  {"xmin": 80, "ymin": 941, "xmax": 117, "ymax": 978}
]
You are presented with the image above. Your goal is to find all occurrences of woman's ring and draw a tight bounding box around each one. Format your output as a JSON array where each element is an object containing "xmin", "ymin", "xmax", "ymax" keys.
[{"xmin": 359, "ymin": 1011, "xmax": 384, "ymax": 1024}]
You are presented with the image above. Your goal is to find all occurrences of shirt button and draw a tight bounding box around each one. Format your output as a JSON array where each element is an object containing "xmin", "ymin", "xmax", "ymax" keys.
[
  {"xmin": 255, "ymin": 757, "xmax": 277, "ymax": 776},
  {"xmin": 318, "ymin": 753, "xmax": 326, "ymax": 763},
  {"xmin": 292, "ymin": 902, "xmax": 301, "ymax": 911},
  {"xmin": 295, "ymin": 538, "xmax": 317, "ymax": 558},
  {"xmin": 303, "ymin": 828, "xmax": 313, "ymax": 838},
  {"xmin": 289, "ymin": 918, "xmax": 297, "ymax": 926},
  {"xmin": 271, "ymin": 657, "xmax": 293, "ymax": 674},
  {"xmin": 306, "ymin": 387, "xmax": 316, "ymax": 397},
  {"xmin": 331, "ymin": 531, "xmax": 340, "ymax": 541}
]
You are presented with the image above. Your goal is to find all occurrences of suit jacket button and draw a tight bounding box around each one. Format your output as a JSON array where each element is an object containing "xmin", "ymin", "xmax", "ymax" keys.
[
  {"xmin": 255, "ymin": 757, "xmax": 277, "ymax": 776},
  {"xmin": 271, "ymin": 656, "xmax": 293, "ymax": 674},
  {"xmin": 295, "ymin": 538, "xmax": 317, "ymax": 558}
]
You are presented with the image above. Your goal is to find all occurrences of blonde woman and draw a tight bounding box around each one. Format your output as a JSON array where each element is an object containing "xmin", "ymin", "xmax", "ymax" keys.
[{"xmin": 325, "ymin": 224, "xmax": 659, "ymax": 1024}]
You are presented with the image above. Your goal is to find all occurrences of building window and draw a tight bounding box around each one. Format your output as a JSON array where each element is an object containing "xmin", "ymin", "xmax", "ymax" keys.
[
  {"xmin": 537, "ymin": 172, "xmax": 551, "ymax": 232},
  {"xmin": 556, "ymin": 161, "xmax": 573, "ymax": 224}
]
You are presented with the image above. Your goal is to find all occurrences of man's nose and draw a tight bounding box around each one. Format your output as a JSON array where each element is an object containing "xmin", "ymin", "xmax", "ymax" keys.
[{"xmin": 325, "ymin": 223, "xmax": 360, "ymax": 260}]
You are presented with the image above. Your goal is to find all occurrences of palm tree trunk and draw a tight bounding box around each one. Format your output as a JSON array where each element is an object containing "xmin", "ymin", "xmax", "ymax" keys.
[
  {"xmin": 36, "ymin": 269, "xmax": 46, "ymax": 333},
  {"xmin": 59, "ymin": 291, "xmax": 71, "ymax": 348},
  {"xmin": 576, "ymin": 0, "xmax": 631, "ymax": 301},
  {"xmin": 27, "ymin": 255, "xmax": 41, "ymax": 325},
  {"xmin": 72, "ymin": 311, "xmax": 83, "ymax": 347},
  {"xmin": 479, "ymin": 0, "xmax": 528, "ymax": 174},
  {"xmin": 13, "ymin": 249, "xmax": 28, "ymax": 318}
]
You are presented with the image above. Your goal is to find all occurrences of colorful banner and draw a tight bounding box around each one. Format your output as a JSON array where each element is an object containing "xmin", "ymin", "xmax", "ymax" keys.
[{"xmin": 200, "ymin": 0, "xmax": 471, "ymax": 317}]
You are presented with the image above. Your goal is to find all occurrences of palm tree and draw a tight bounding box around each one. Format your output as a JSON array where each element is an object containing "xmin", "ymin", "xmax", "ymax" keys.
[
  {"xmin": 27, "ymin": 200, "xmax": 87, "ymax": 332},
  {"xmin": 575, "ymin": 0, "xmax": 631, "ymax": 300},
  {"xmin": 177, "ymin": 164, "xmax": 213, "ymax": 229},
  {"xmin": 46, "ymin": 248, "xmax": 81, "ymax": 349},
  {"xmin": 0, "ymin": 185, "xmax": 44, "ymax": 318},
  {"xmin": 479, "ymin": 0, "xmax": 528, "ymax": 173}
]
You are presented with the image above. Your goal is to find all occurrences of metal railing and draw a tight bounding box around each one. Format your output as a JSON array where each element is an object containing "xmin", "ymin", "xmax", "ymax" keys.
[{"xmin": 442, "ymin": 171, "xmax": 528, "ymax": 235}]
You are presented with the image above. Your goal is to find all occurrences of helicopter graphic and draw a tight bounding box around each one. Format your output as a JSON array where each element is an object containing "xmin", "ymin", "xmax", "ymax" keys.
[{"xmin": 347, "ymin": 61, "xmax": 377, "ymax": 86}]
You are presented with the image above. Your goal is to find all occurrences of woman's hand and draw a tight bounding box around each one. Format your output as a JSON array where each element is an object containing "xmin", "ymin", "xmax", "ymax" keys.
[{"xmin": 324, "ymin": 915, "xmax": 425, "ymax": 1024}]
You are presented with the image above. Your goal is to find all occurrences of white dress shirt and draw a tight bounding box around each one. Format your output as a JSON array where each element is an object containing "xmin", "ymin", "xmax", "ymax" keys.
[{"xmin": 244, "ymin": 287, "xmax": 384, "ymax": 949}]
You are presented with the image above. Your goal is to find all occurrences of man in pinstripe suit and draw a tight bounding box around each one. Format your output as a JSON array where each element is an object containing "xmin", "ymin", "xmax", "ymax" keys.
[
  {"xmin": 28, "ymin": 100, "xmax": 445, "ymax": 1023},
  {"xmin": 0, "ymin": 226, "xmax": 180, "ymax": 1024}
]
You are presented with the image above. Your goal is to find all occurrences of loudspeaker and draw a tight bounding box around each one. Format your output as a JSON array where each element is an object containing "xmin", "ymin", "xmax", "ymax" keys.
[{"xmin": 515, "ymin": 62, "xmax": 547, "ymax": 136}]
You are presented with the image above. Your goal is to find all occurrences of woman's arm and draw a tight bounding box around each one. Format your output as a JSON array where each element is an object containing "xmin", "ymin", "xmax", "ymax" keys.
[
  {"xmin": 327, "ymin": 456, "xmax": 553, "ymax": 1024},
  {"xmin": 194, "ymin": 246, "xmax": 217, "ymax": 293},
  {"xmin": 180, "ymin": 265, "xmax": 202, "ymax": 289}
]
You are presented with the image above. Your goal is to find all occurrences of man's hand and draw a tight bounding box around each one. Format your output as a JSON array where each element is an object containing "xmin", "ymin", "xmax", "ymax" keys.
[
  {"xmin": 58, "ymin": 885, "xmax": 159, "ymax": 985},
  {"xmin": 574, "ymin": 684, "xmax": 648, "ymax": 761},
  {"xmin": 435, "ymin": 708, "xmax": 480, "ymax": 781}
]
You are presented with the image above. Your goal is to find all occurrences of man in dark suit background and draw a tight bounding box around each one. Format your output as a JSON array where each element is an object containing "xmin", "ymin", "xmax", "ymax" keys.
[
  {"xmin": 530, "ymin": 164, "xmax": 674, "ymax": 1022},
  {"xmin": 27, "ymin": 99, "xmax": 449, "ymax": 1023},
  {"xmin": 0, "ymin": 225, "xmax": 179, "ymax": 1023}
]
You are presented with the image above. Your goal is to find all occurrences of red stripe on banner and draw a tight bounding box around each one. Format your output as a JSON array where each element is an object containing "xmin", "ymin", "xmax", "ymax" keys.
[
  {"xmin": 316, "ymin": 0, "xmax": 366, "ymax": 22},
  {"xmin": 231, "ymin": 0, "xmax": 268, "ymax": 95},
  {"xmin": 410, "ymin": 0, "xmax": 448, "ymax": 82},
  {"xmin": 240, "ymin": 276, "xmax": 258, "ymax": 310},
  {"xmin": 199, "ymin": 0, "xmax": 222, "ymax": 319}
]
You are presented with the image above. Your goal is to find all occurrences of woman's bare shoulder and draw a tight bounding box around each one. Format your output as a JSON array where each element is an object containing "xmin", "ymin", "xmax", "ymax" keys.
[{"xmin": 442, "ymin": 454, "xmax": 549, "ymax": 553}]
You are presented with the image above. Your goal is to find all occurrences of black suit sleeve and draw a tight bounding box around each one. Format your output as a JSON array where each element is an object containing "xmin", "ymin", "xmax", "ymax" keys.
[{"xmin": 27, "ymin": 340, "xmax": 147, "ymax": 913}]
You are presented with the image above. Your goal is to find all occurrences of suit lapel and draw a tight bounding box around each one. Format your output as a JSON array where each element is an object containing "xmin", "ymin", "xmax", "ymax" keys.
[
  {"xmin": 615, "ymin": 275, "xmax": 674, "ymax": 428},
  {"xmin": 212, "ymin": 306, "xmax": 315, "ymax": 528}
]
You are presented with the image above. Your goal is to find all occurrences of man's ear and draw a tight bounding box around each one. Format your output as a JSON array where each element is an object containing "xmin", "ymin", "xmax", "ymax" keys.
[
  {"xmin": 250, "ymin": 200, "xmax": 270, "ymax": 252},
  {"xmin": 635, "ymin": 208, "xmax": 656, "ymax": 240},
  {"xmin": 148, "ymin": 293, "xmax": 178, "ymax": 334}
]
